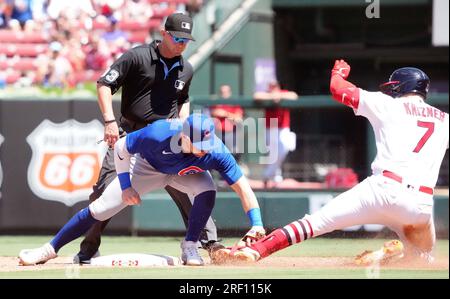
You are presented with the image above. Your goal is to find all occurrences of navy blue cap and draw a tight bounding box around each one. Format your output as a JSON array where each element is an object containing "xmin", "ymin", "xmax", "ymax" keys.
[{"xmin": 183, "ymin": 114, "xmax": 219, "ymax": 151}]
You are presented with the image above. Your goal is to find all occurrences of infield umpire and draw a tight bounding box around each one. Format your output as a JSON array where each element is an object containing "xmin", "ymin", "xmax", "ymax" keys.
[{"xmin": 75, "ymin": 13, "xmax": 223, "ymax": 263}]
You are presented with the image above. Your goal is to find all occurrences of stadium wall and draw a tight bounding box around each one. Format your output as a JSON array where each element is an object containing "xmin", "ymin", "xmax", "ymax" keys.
[{"xmin": 0, "ymin": 98, "xmax": 448, "ymax": 237}]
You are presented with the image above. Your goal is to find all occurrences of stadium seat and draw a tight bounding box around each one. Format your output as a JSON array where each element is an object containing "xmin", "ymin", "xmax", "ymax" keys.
[
  {"xmin": 0, "ymin": 61, "xmax": 8, "ymax": 70},
  {"xmin": 13, "ymin": 59, "xmax": 39, "ymax": 71},
  {"xmin": 148, "ymin": 0, "xmax": 189, "ymax": 3},
  {"xmin": 119, "ymin": 19, "xmax": 162, "ymax": 31},
  {"xmin": 5, "ymin": 71, "xmax": 21, "ymax": 84},
  {"xmin": 0, "ymin": 43, "xmax": 48, "ymax": 57},
  {"xmin": 15, "ymin": 44, "xmax": 48, "ymax": 57},
  {"xmin": 0, "ymin": 30, "xmax": 48, "ymax": 43},
  {"xmin": 128, "ymin": 31, "xmax": 150, "ymax": 44},
  {"xmin": 152, "ymin": 8, "xmax": 176, "ymax": 19},
  {"xmin": 74, "ymin": 70, "xmax": 104, "ymax": 84},
  {"xmin": 92, "ymin": 20, "xmax": 110, "ymax": 30}
]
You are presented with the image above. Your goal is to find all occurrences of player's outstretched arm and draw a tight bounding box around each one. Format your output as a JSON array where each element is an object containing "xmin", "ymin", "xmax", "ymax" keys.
[
  {"xmin": 114, "ymin": 138, "xmax": 141, "ymax": 205},
  {"xmin": 329, "ymin": 59, "xmax": 360, "ymax": 109},
  {"xmin": 230, "ymin": 176, "xmax": 266, "ymax": 246}
]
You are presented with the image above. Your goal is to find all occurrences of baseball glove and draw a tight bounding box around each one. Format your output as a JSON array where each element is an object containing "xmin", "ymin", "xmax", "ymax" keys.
[
  {"xmin": 235, "ymin": 226, "xmax": 266, "ymax": 248},
  {"xmin": 210, "ymin": 226, "xmax": 266, "ymax": 264}
]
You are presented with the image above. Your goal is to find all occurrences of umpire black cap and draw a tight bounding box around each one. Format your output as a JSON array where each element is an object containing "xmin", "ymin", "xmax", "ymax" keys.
[{"xmin": 165, "ymin": 13, "xmax": 195, "ymax": 41}]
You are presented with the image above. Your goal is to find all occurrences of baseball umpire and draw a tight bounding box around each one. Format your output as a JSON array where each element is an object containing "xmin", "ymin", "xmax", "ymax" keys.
[{"xmin": 75, "ymin": 13, "xmax": 223, "ymax": 263}]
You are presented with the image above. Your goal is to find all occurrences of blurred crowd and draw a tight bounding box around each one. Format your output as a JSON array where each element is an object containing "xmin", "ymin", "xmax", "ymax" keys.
[{"xmin": 0, "ymin": 0, "xmax": 204, "ymax": 89}]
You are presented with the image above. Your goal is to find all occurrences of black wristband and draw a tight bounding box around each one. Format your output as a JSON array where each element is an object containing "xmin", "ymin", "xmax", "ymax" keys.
[{"xmin": 104, "ymin": 119, "xmax": 116, "ymax": 124}]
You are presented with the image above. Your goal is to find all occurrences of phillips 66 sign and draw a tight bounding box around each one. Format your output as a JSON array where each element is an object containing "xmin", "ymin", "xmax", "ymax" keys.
[{"xmin": 27, "ymin": 120, "xmax": 107, "ymax": 206}]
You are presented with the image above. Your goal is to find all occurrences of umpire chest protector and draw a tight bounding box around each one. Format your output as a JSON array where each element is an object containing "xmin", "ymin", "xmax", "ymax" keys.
[{"xmin": 98, "ymin": 40, "xmax": 193, "ymax": 124}]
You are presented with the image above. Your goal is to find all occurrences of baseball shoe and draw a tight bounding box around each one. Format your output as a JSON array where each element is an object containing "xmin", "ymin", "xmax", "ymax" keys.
[
  {"xmin": 233, "ymin": 246, "xmax": 261, "ymax": 262},
  {"xmin": 18, "ymin": 243, "xmax": 57, "ymax": 266},
  {"xmin": 181, "ymin": 240, "xmax": 204, "ymax": 266},
  {"xmin": 73, "ymin": 250, "xmax": 100, "ymax": 264},
  {"xmin": 209, "ymin": 247, "xmax": 232, "ymax": 264},
  {"xmin": 354, "ymin": 239, "xmax": 404, "ymax": 266},
  {"xmin": 202, "ymin": 240, "xmax": 227, "ymax": 263}
]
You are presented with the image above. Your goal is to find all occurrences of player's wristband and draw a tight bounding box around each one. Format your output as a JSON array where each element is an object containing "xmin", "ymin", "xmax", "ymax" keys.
[
  {"xmin": 104, "ymin": 119, "xmax": 116, "ymax": 124},
  {"xmin": 118, "ymin": 172, "xmax": 131, "ymax": 190},
  {"xmin": 246, "ymin": 208, "xmax": 263, "ymax": 227}
]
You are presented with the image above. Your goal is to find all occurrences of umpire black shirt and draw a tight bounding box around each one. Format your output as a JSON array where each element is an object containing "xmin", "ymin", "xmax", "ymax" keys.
[{"xmin": 97, "ymin": 40, "xmax": 193, "ymax": 124}]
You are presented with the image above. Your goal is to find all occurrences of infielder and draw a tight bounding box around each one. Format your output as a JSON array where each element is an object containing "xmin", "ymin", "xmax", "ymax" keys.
[
  {"xmin": 222, "ymin": 60, "xmax": 449, "ymax": 265},
  {"xmin": 18, "ymin": 114, "xmax": 266, "ymax": 266}
]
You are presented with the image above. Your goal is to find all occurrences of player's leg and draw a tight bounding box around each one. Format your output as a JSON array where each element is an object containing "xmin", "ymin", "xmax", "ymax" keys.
[
  {"xmin": 19, "ymin": 178, "xmax": 126, "ymax": 265},
  {"xmin": 168, "ymin": 172, "xmax": 218, "ymax": 265},
  {"xmin": 386, "ymin": 194, "xmax": 436, "ymax": 263},
  {"xmin": 164, "ymin": 186, "xmax": 222, "ymax": 252},
  {"xmin": 235, "ymin": 178, "xmax": 385, "ymax": 261},
  {"xmin": 76, "ymin": 146, "xmax": 117, "ymax": 263}
]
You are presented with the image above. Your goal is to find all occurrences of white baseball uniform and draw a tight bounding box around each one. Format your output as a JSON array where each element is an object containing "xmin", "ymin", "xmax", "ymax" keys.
[{"xmin": 301, "ymin": 91, "xmax": 449, "ymax": 255}]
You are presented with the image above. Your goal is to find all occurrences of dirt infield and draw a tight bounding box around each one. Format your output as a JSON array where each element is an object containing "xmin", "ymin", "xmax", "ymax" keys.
[{"xmin": 1, "ymin": 255, "xmax": 448, "ymax": 273}]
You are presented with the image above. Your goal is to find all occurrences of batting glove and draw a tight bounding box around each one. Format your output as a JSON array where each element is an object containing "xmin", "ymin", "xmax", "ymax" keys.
[{"xmin": 332, "ymin": 59, "xmax": 351, "ymax": 79}]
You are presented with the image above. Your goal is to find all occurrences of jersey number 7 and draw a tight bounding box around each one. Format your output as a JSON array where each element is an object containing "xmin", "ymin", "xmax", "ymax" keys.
[{"xmin": 413, "ymin": 121, "xmax": 435, "ymax": 153}]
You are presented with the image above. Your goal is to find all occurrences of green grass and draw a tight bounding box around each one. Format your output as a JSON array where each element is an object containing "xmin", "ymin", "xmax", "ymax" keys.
[{"xmin": 0, "ymin": 236, "xmax": 448, "ymax": 279}]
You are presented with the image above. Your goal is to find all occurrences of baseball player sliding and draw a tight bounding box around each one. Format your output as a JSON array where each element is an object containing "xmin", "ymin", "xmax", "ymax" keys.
[
  {"xmin": 219, "ymin": 60, "xmax": 449, "ymax": 265},
  {"xmin": 18, "ymin": 114, "xmax": 266, "ymax": 266}
]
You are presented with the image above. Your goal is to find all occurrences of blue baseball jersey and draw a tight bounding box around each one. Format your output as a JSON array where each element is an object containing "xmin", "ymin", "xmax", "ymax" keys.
[{"xmin": 126, "ymin": 119, "xmax": 243, "ymax": 185}]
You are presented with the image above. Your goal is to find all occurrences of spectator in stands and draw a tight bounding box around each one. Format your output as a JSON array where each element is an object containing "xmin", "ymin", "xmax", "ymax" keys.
[
  {"xmin": 14, "ymin": 70, "xmax": 34, "ymax": 88},
  {"xmin": 186, "ymin": 0, "xmax": 204, "ymax": 16},
  {"xmin": 46, "ymin": 0, "xmax": 96, "ymax": 21},
  {"xmin": 85, "ymin": 35, "xmax": 111, "ymax": 71},
  {"xmin": 210, "ymin": 84, "xmax": 244, "ymax": 162},
  {"xmin": 121, "ymin": 0, "xmax": 153, "ymax": 23},
  {"xmin": 92, "ymin": 0, "xmax": 124, "ymax": 21},
  {"xmin": 66, "ymin": 38, "xmax": 87, "ymax": 73},
  {"xmin": 254, "ymin": 80, "xmax": 298, "ymax": 188},
  {"xmin": 0, "ymin": 70, "xmax": 6, "ymax": 89},
  {"xmin": 100, "ymin": 17, "xmax": 128, "ymax": 45},
  {"xmin": 42, "ymin": 41, "xmax": 74, "ymax": 89},
  {"xmin": 0, "ymin": 0, "xmax": 12, "ymax": 29},
  {"xmin": 9, "ymin": 0, "xmax": 34, "ymax": 32}
]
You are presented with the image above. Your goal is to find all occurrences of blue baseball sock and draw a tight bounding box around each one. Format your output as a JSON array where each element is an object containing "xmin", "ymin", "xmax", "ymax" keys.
[
  {"xmin": 185, "ymin": 191, "xmax": 216, "ymax": 242},
  {"xmin": 50, "ymin": 207, "xmax": 98, "ymax": 253}
]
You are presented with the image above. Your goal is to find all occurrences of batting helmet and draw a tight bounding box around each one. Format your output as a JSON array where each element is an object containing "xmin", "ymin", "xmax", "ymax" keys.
[{"xmin": 379, "ymin": 67, "xmax": 430, "ymax": 99}]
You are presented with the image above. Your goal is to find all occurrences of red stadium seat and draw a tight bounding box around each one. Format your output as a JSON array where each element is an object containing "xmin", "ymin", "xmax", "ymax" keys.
[
  {"xmin": 119, "ymin": 19, "xmax": 162, "ymax": 31},
  {"xmin": 15, "ymin": 44, "xmax": 48, "ymax": 57},
  {"xmin": 92, "ymin": 20, "xmax": 110, "ymax": 30},
  {"xmin": 128, "ymin": 31, "xmax": 150, "ymax": 44},
  {"xmin": 148, "ymin": 0, "xmax": 189, "ymax": 4},
  {"xmin": 5, "ymin": 71, "xmax": 21, "ymax": 84},
  {"xmin": 13, "ymin": 59, "xmax": 39, "ymax": 71},
  {"xmin": 0, "ymin": 60, "xmax": 8, "ymax": 70},
  {"xmin": 0, "ymin": 30, "xmax": 48, "ymax": 43},
  {"xmin": 119, "ymin": 21, "xmax": 149, "ymax": 31},
  {"xmin": 74, "ymin": 70, "xmax": 104, "ymax": 84},
  {"xmin": 0, "ymin": 43, "xmax": 48, "ymax": 57},
  {"xmin": 152, "ymin": 8, "xmax": 175, "ymax": 19}
]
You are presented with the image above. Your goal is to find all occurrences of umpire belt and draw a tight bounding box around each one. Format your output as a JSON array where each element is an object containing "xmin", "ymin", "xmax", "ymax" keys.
[{"xmin": 120, "ymin": 116, "xmax": 151, "ymax": 132}]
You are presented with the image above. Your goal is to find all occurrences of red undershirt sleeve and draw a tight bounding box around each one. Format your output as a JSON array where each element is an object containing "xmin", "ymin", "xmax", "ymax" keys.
[{"xmin": 330, "ymin": 75, "xmax": 360, "ymax": 109}]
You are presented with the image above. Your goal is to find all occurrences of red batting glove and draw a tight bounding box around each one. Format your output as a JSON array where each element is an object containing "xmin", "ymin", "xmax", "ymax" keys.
[{"xmin": 331, "ymin": 59, "xmax": 351, "ymax": 79}]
